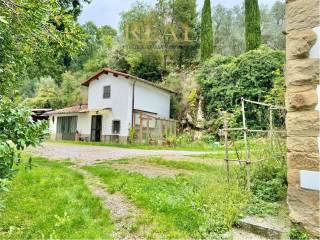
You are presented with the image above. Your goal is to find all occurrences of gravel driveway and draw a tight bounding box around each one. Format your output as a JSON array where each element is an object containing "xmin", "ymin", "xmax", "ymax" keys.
[{"xmin": 29, "ymin": 142, "xmax": 210, "ymax": 166}]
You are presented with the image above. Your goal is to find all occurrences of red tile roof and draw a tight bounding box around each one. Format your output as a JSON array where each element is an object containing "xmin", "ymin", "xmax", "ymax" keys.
[
  {"xmin": 81, "ymin": 68, "xmax": 176, "ymax": 94},
  {"xmin": 46, "ymin": 104, "xmax": 88, "ymax": 115}
]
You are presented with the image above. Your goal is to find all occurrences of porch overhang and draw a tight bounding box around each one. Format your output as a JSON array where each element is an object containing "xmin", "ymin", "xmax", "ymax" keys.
[{"xmin": 79, "ymin": 107, "xmax": 112, "ymax": 114}]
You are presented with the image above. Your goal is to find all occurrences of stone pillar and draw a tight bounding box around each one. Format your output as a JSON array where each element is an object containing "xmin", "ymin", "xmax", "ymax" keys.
[{"xmin": 285, "ymin": 0, "xmax": 320, "ymax": 236}]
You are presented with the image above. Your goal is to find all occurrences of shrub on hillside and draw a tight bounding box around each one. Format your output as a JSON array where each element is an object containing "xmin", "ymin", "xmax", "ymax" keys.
[{"xmin": 197, "ymin": 45, "xmax": 285, "ymax": 130}]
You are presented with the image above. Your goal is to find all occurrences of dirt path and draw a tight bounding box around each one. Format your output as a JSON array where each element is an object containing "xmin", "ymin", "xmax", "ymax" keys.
[
  {"xmin": 76, "ymin": 168, "xmax": 144, "ymax": 239},
  {"xmin": 29, "ymin": 142, "xmax": 212, "ymax": 166}
]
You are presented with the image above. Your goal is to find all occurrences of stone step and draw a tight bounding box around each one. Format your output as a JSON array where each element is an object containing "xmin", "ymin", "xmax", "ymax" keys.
[
  {"xmin": 237, "ymin": 215, "xmax": 291, "ymax": 239},
  {"xmin": 230, "ymin": 228, "xmax": 269, "ymax": 240}
]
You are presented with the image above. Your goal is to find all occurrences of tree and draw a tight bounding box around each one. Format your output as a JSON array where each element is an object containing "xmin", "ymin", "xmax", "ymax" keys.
[
  {"xmin": 212, "ymin": 2, "xmax": 284, "ymax": 56},
  {"xmin": 245, "ymin": 0, "xmax": 261, "ymax": 51},
  {"xmin": 71, "ymin": 22, "xmax": 117, "ymax": 71},
  {"xmin": 61, "ymin": 72, "xmax": 82, "ymax": 106},
  {"xmin": 128, "ymin": 51, "xmax": 163, "ymax": 82},
  {"xmin": 0, "ymin": 97, "xmax": 48, "ymax": 179},
  {"xmin": 58, "ymin": 0, "xmax": 90, "ymax": 19},
  {"xmin": 171, "ymin": 0, "xmax": 199, "ymax": 68},
  {"xmin": 0, "ymin": 0, "xmax": 85, "ymax": 97},
  {"xmin": 200, "ymin": 0, "xmax": 214, "ymax": 61},
  {"xmin": 120, "ymin": 0, "xmax": 199, "ymax": 72},
  {"xmin": 260, "ymin": 2, "xmax": 285, "ymax": 50},
  {"xmin": 213, "ymin": 5, "xmax": 245, "ymax": 56},
  {"xmin": 25, "ymin": 77, "xmax": 64, "ymax": 109}
]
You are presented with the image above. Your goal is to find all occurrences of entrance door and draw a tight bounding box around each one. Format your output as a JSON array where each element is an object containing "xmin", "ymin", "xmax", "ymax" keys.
[{"xmin": 91, "ymin": 115, "xmax": 102, "ymax": 141}]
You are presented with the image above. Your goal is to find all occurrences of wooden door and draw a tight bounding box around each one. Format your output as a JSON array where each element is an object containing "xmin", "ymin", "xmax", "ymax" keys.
[{"xmin": 91, "ymin": 115, "xmax": 102, "ymax": 141}]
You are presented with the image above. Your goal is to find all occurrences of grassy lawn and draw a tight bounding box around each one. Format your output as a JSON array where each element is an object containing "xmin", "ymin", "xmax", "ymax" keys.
[
  {"xmin": 143, "ymin": 157, "xmax": 219, "ymax": 171},
  {"xmin": 84, "ymin": 162, "xmax": 249, "ymax": 239},
  {"xmin": 0, "ymin": 152, "xmax": 287, "ymax": 239},
  {"xmin": 48, "ymin": 140, "xmax": 223, "ymax": 152},
  {"xmin": 0, "ymin": 157, "xmax": 113, "ymax": 239}
]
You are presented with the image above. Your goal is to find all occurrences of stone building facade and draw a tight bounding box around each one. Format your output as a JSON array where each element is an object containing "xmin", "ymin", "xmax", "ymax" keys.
[{"xmin": 285, "ymin": 0, "xmax": 320, "ymax": 236}]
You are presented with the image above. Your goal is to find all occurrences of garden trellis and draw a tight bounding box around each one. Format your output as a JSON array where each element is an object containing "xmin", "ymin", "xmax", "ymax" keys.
[
  {"xmin": 133, "ymin": 111, "xmax": 177, "ymax": 144},
  {"xmin": 221, "ymin": 97, "xmax": 286, "ymax": 190}
]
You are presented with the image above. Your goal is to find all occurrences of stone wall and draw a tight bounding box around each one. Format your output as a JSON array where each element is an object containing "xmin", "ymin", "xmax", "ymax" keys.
[{"xmin": 285, "ymin": 0, "xmax": 320, "ymax": 236}]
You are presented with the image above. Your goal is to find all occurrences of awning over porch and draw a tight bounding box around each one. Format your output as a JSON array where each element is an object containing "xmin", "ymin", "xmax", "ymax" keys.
[
  {"xmin": 45, "ymin": 104, "xmax": 112, "ymax": 115},
  {"xmin": 46, "ymin": 104, "xmax": 88, "ymax": 115},
  {"xmin": 79, "ymin": 107, "xmax": 112, "ymax": 114}
]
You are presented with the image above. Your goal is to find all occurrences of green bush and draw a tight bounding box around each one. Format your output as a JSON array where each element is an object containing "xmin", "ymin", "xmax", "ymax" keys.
[
  {"xmin": 244, "ymin": 156, "xmax": 287, "ymax": 216},
  {"xmin": 176, "ymin": 132, "xmax": 193, "ymax": 145},
  {"xmin": 201, "ymin": 133, "xmax": 216, "ymax": 144},
  {"xmin": 289, "ymin": 225, "xmax": 309, "ymax": 240},
  {"xmin": 128, "ymin": 128, "xmax": 136, "ymax": 144},
  {"xmin": 197, "ymin": 46, "xmax": 285, "ymax": 130},
  {"xmin": 251, "ymin": 159, "xmax": 287, "ymax": 202},
  {"xmin": 0, "ymin": 97, "xmax": 48, "ymax": 180}
]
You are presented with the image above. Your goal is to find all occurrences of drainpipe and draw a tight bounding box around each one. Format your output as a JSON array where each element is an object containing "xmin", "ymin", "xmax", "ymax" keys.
[{"xmin": 131, "ymin": 80, "xmax": 137, "ymax": 127}]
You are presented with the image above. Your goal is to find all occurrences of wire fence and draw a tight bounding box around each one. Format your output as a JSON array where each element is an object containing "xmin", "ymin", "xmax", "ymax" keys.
[{"xmin": 220, "ymin": 97, "xmax": 286, "ymax": 190}]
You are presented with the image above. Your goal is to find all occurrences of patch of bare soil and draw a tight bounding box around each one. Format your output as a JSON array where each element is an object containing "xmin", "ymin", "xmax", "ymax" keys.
[
  {"xmin": 161, "ymin": 155, "xmax": 225, "ymax": 166},
  {"xmin": 111, "ymin": 163, "xmax": 191, "ymax": 178},
  {"xmin": 75, "ymin": 168, "xmax": 144, "ymax": 239}
]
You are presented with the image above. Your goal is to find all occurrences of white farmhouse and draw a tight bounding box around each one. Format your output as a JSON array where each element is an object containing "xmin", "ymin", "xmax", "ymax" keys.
[{"xmin": 47, "ymin": 68, "xmax": 176, "ymax": 143}]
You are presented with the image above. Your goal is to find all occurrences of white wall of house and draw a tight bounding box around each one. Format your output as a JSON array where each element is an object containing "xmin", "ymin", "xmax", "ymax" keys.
[
  {"xmin": 88, "ymin": 74, "xmax": 132, "ymax": 136},
  {"xmin": 134, "ymin": 81, "xmax": 171, "ymax": 118},
  {"xmin": 87, "ymin": 73, "xmax": 171, "ymax": 137},
  {"xmin": 48, "ymin": 115, "xmax": 56, "ymax": 139},
  {"xmin": 76, "ymin": 113, "xmax": 91, "ymax": 135}
]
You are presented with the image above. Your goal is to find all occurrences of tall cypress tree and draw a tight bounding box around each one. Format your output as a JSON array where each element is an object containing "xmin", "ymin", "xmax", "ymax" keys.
[
  {"xmin": 245, "ymin": 0, "xmax": 261, "ymax": 51},
  {"xmin": 200, "ymin": 0, "xmax": 214, "ymax": 62}
]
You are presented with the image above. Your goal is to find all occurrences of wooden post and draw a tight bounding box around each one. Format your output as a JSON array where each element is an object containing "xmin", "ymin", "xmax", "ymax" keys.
[
  {"xmin": 139, "ymin": 112, "xmax": 143, "ymax": 143},
  {"xmin": 165, "ymin": 120, "xmax": 168, "ymax": 137},
  {"xmin": 159, "ymin": 119, "xmax": 163, "ymax": 139},
  {"xmin": 223, "ymin": 111, "xmax": 230, "ymax": 184},
  {"xmin": 269, "ymin": 106, "xmax": 274, "ymax": 149},
  {"xmin": 241, "ymin": 98, "xmax": 250, "ymax": 190},
  {"xmin": 133, "ymin": 112, "xmax": 136, "ymax": 128},
  {"xmin": 146, "ymin": 118, "xmax": 150, "ymax": 143}
]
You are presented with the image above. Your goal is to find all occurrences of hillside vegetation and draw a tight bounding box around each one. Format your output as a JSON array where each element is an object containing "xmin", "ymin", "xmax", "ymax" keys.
[{"xmin": 8, "ymin": 1, "xmax": 286, "ymax": 141}]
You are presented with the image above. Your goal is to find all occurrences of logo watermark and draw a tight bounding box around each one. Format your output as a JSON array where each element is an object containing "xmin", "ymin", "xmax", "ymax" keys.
[{"xmin": 124, "ymin": 22, "xmax": 198, "ymax": 50}]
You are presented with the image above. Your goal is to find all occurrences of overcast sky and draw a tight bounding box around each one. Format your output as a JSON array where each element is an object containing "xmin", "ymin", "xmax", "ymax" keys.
[{"xmin": 78, "ymin": 0, "xmax": 281, "ymax": 29}]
